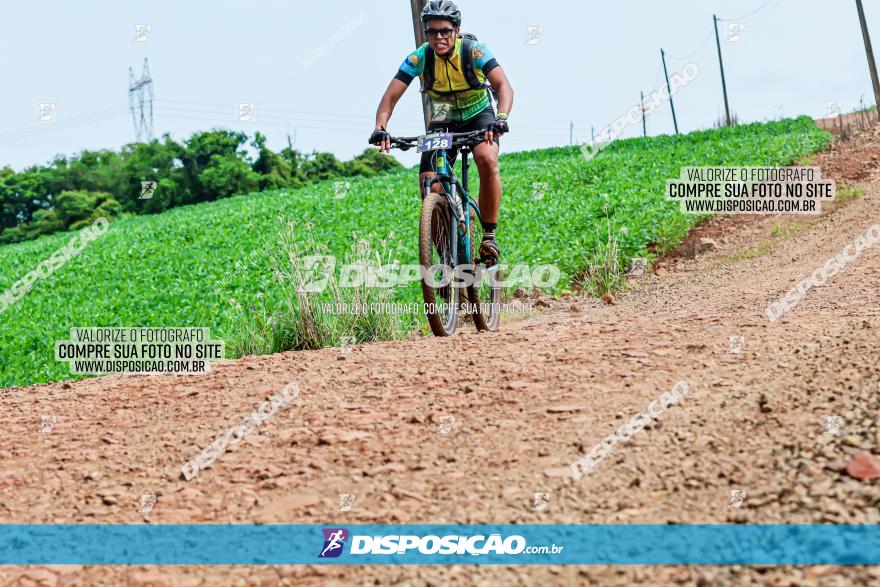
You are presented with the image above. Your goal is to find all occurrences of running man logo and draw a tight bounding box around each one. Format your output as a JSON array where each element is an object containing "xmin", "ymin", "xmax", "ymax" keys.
[
  {"xmin": 338, "ymin": 493, "xmax": 356, "ymax": 512},
  {"xmin": 726, "ymin": 23, "xmax": 745, "ymax": 43},
  {"xmin": 728, "ymin": 335, "xmax": 745, "ymax": 354},
  {"xmin": 524, "ymin": 26, "xmax": 544, "ymax": 45},
  {"xmin": 437, "ymin": 415, "xmax": 456, "ymax": 435},
  {"xmin": 333, "ymin": 181, "xmax": 351, "ymax": 200},
  {"xmin": 822, "ymin": 415, "xmax": 844, "ymax": 435},
  {"xmin": 318, "ymin": 528, "xmax": 349, "ymax": 558},
  {"xmin": 532, "ymin": 492, "xmax": 550, "ymax": 511},
  {"xmin": 140, "ymin": 181, "xmax": 157, "ymax": 200},
  {"xmin": 133, "ymin": 24, "xmax": 152, "ymax": 43},
  {"xmin": 39, "ymin": 414, "xmax": 57, "ymax": 433},
  {"xmin": 237, "ymin": 102, "xmax": 256, "ymax": 122},
  {"xmin": 627, "ymin": 258, "xmax": 647, "ymax": 277},
  {"xmin": 138, "ymin": 494, "xmax": 157, "ymax": 513},
  {"xmin": 531, "ymin": 181, "xmax": 548, "ymax": 201},
  {"xmin": 728, "ymin": 489, "xmax": 746, "ymax": 508},
  {"xmin": 38, "ymin": 103, "xmax": 57, "ymax": 122},
  {"xmin": 431, "ymin": 102, "xmax": 452, "ymax": 122}
]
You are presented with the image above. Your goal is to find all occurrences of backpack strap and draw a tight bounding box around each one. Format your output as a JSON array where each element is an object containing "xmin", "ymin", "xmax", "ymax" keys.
[
  {"xmin": 421, "ymin": 35, "xmax": 498, "ymax": 106},
  {"xmin": 460, "ymin": 34, "xmax": 487, "ymax": 91},
  {"xmin": 461, "ymin": 33, "xmax": 499, "ymax": 108}
]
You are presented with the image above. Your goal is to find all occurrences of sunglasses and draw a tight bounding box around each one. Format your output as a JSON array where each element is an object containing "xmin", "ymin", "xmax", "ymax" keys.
[{"xmin": 425, "ymin": 28, "xmax": 455, "ymax": 39}]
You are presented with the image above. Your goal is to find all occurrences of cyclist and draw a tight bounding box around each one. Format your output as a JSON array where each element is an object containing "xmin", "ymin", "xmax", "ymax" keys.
[{"xmin": 368, "ymin": 0, "xmax": 514, "ymax": 266}]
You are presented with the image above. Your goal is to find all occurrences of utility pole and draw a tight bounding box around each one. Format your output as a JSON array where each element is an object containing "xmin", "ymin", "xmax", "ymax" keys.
[
  {"xmin": 409, "ymin": 0, "xmax": 431, "ymax": 129},
  {"xmin": 640, "ymin": 91, "xmax": 647, "ymax": 137},
  {"xmin": 660, "ymin": 49, "xmax": 679, "ymax": 134},
  {"xmin": 713, "ymin": 15, "xmax": 733, "ymax": 126},
  {"xmin": 569, "ymin": 121, "xmax": 574, "ymax": 146},
  {"xmin": 856, "ymin": 0, "xmax": 880, "ymax": 122},
  {"xmin": 286, "ymin": 124, "xmax": 297, "ymax": 150},
  {"xmin": 591, "ymin": 125, "xmax": 596, "ymax": 143}
]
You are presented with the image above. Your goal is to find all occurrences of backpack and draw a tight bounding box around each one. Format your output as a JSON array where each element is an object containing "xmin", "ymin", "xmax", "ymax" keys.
[{"xmin": 421, "ymin": 33, "xmax": 498, "ymax": 106}]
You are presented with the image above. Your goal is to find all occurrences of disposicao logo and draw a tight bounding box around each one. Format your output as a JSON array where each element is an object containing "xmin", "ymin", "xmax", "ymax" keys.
[
  {"xmin": 349, "ymin": 534, "xmax": 529, "ymax": 555},
  {"xmin": 318, "ymin": 528, "xmax": 349, "ymax": 558},
  {"xmin": 317, "ymin": 529, "xmax": 561, "ymax": 559}
]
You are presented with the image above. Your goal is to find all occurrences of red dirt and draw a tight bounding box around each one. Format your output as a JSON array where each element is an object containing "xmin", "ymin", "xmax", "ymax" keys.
[{"xmin": 3, "ymin": 123, "xmax": 880, "ymax": 586}]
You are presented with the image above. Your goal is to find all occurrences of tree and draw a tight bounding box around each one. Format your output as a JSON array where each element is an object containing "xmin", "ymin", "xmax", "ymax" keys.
[
  {"xmin": 178, "ymin": 130, "xmax": 253, "ymax": 203},
  {"xmin": 199, "ymin": 155, "xmax": 261, "ymax": 200},
  {"xmin": 251, "ymin": 132, "xmax": 296, "ymax": 190},
  {"xmin": 120, "ymin": 136, "xmax": 188, "ymax": 214},
  {"xmin": 0, "ymin": 128, "xmax": 406, "ymax": 244},
  {"xmin": 301, "ymin": 151, "xmax": 344, "ymax": 181},
  {"xmin": 0, "ymin": 167, "xmax": 48, "ymax": 231},
  {"xmin": 343, "ymin": 148, "xmax": 403, "ymax": 177},
  {"xmin": 0, "ymin": 190, "xmax": 123, "ymax": 243}
]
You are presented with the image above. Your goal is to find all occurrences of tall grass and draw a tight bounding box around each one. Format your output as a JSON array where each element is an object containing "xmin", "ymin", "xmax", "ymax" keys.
[
  {"xmin": 225, "ymin": 221, "xmax": 409, "ymax": 357},
  {"xmin": 575, "ymin": 200, "xmax": 627, "ymax": 297}
]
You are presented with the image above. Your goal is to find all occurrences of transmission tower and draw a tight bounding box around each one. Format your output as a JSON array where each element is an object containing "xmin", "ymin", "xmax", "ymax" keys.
[{"xmin": 128, "ymin": 57, "xmax": 154, "ymax": 141}]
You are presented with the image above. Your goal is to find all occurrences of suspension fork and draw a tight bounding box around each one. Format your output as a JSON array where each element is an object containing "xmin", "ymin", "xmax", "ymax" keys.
[
  {"xmin": 461, "ymin": 148, "xmax": 469, "ymax": 194},
  {"xmin": 425, "ymin": 151, "xmax": 464, "ymax": 227},
  {"xmin": 458, "ymin": 149, "xmax": 478, "ymax": 262},
  {"xmin": 423, "ymin": 175, "xmax": 458, "ymax": 218}
]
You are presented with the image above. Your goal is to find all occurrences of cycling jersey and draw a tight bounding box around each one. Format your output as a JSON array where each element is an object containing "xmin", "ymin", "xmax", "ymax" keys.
[
  {"xmin": 394, "ymin": 36, "xmax": 500, "ymax": 123},
  {"xmin": 418, "ymin": 106, "xmax": 497, "ymax": 174}
]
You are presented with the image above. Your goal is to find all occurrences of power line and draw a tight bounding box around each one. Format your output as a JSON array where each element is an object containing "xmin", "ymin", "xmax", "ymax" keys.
[
  {"xmin": 0, "ymin": 108, "xmax": 130, "ymax": 145},
  {"xmin": 0, "ymin": 106, "xmax": 129, "ymax": 140},
  {"xmin": 0, "ymin": 103, "xmax": 567, "ymax": 148},
  {"xmin": 719, "ymin": 0, "xmax": 781, "ymax": 22},
  {"xmin": 154, "ymin": 99, "xmax": 568, "ymax": 133},
  {"xmin": 652, "ymin": 64, "xmax": 665, "ymax": 89},
  {"xmin": 156, "ymin": 99, "xmax": 422, "ymax": 123},
  {"xmin": 159, "ymin": 111, "xmax": 569, "ymax": 142},
  {"xmin": 665, "ymin": 30, "xmax": 714, "ymax": 61},
  {"xmin": 161, "ymin": 113, "xmax": 568, "ymax": 145},
  {"xmin": 0, "ymin": 96, "xmax": 570, "ymax": 150},
  {"xmin": 157, "ymin": 103, "xmax": 396, "ymax": 128},
  {"xmin": 161, "ymin": 113, "xmax": 373, "ymax": 134},
  {"xmin": 155, "ymin": 102, "xmax": 570, "ymax": 139}
]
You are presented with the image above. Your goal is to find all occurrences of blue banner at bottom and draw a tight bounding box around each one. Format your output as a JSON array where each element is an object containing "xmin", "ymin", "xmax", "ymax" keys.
[{"xmin": 0, "ymin": 525, "xmax": 878, "ymax": 565}]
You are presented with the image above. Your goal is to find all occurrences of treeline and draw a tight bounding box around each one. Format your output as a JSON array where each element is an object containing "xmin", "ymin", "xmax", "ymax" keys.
[{"xmin": 0, "ymin": 130, "xmax": 400, "ymax": 244}]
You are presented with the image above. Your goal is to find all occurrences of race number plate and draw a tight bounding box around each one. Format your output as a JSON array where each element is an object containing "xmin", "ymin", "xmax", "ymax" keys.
[{"xmin": 416, "ymin": 132, "xmax": 453, "ymax": 153}]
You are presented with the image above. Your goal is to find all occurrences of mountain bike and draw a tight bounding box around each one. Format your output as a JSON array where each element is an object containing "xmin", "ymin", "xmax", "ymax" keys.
[{"xmin": 388, "ymin": 128, "xmax": 502, "ymax": 336}]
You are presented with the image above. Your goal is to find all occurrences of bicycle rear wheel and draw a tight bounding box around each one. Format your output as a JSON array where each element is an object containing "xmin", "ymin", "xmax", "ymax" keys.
[
  {"xmin": 419, "ymin": 192, "xmax": 459, "ymax": 336},
  {"xmin": 467, "ymin": 211, "xmax": 502, "ymax": 332}
]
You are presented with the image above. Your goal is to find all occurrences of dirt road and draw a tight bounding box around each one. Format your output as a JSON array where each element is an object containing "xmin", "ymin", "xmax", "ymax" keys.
[{"xmin": 2, "ymin": 127, "xmax": 880, "ymax": 586}]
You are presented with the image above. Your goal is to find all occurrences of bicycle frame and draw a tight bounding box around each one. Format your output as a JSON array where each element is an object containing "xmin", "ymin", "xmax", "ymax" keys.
[
  {"xmin": 381, "ymin": 126, "xmax": 502, "ymax": 335},
  {"xmin": 423, "ymin": 147, "xmax": 483, "ymax": 265}
]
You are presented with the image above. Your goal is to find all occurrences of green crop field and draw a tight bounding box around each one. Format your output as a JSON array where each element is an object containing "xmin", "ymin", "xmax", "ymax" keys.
[{"xmin": 0, "ymin": 117, "xmax": 829, "ymax": 388}]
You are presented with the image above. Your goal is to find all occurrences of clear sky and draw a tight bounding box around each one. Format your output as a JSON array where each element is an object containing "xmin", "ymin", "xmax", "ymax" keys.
[{"xmin": 0, "ymin": 0, "xmax": 876, "ymax": 171}]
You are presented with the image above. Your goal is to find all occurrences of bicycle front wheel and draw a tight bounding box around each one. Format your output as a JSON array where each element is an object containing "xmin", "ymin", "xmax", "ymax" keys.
[{"xmin": 419, "ymin": 191, "xmax": 459, "ymax": 336}]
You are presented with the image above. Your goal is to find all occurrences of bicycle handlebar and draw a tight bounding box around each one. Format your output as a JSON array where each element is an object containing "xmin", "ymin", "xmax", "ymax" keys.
[{"xmin": 382, "ymin": 128, "xmax": 492, "ymax": 152}]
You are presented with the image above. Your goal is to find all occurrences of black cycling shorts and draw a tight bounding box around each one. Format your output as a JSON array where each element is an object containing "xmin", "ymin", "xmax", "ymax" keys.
[{"xmin": 419, "ymin": 107, "xmax": 499, "ymax": 174}]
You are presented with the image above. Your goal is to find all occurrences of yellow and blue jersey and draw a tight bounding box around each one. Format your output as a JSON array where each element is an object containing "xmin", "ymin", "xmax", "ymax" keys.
[{"xmin": 394, "ymin": 36, "xmax": 499, "ymax": 122}]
